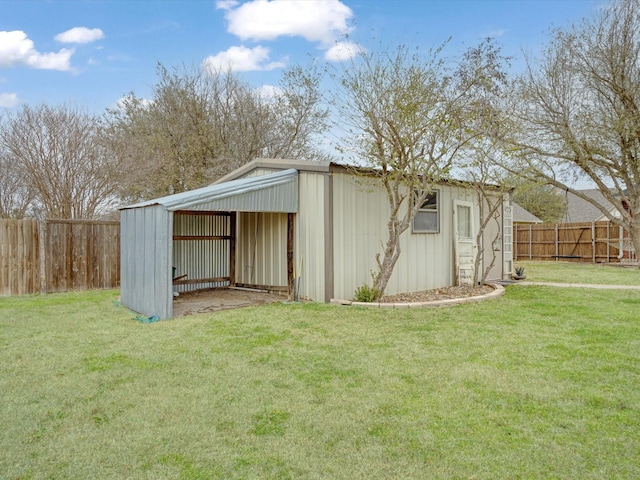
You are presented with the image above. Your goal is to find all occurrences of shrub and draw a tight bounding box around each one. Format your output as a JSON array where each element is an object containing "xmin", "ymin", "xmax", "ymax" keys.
[{"xmin": 354, "ymin": 283, "xmax": 379, "ymax": 302}]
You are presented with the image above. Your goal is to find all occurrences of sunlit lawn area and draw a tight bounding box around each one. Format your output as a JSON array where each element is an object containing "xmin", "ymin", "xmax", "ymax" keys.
[
  {"xmin": 1, "ymin": 276, "xmax": 639, "ymax": 479},
  {"xmin": 516, "ymin": 260, "xmax": 640, "ymax": 285}
]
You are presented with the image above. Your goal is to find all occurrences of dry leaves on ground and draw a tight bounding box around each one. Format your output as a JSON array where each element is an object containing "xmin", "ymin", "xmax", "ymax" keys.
[{"xmin": 380, "ymin": 284, "xmax": 495, "ymax": 304}]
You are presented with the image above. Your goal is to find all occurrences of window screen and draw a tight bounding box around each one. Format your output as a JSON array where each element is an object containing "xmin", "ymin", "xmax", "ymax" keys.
[{"xmin": 412, "ymin": 190, "xmax": 439, "ymax": 233}]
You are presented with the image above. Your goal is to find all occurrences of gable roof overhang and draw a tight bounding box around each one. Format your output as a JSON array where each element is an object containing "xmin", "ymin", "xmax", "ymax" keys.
[{"xmin": 120, "ymin": 168, "xmax": 299, "ymax": 213}]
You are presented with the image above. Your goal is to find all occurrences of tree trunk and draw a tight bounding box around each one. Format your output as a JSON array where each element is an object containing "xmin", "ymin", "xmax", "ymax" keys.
[
  {"xmin": 373, "ymin": 220, "xmax": 403, "ymax": 299},
  {"xmin": 629, "ymin": 220, "xmax": 640, "ymax": 267}
]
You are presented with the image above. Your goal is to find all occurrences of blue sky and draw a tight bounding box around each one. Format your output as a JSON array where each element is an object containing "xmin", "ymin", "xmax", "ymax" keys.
[{"xmin": 1, "ymin": 0, "xmax": 601, "ymax": 112}]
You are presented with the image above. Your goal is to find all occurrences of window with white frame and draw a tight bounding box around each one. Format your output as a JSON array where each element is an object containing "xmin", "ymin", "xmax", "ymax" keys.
[{"xmin": 412, "ymin": 190, "xmax": 439, "ymax": 233}]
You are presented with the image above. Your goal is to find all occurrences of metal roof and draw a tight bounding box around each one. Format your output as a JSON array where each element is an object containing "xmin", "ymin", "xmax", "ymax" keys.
[{"xmin": 121, "ymin": 168, "xmax": 298, "ymax": 213}]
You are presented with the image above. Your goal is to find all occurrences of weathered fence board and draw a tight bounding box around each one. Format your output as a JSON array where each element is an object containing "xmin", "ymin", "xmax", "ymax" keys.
[
  {"xmin": 515, "ymin": 221, "xmax": 635, "ymax": 263},
  {"xmin": 0, "ymin": 219, "xmax": 39, "ymax": 296},
  {"xmin": 0, "ymin": 218, "xmax": 120, "ymax": 296}
]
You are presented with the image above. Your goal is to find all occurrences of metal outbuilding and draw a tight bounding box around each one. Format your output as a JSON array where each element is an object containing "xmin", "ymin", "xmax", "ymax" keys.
[
  {"xmin": 119, "ymin": 168, "xmax": 298, "ymax": 319},
  {"xmin": 121, "ymin": 158, "xmax": 514, "ymax": 320}
]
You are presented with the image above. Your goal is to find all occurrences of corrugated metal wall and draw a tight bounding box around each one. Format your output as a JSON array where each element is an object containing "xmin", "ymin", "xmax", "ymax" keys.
[
  {"xmin": 183, "ymin": 180, "xmax": 297, "ymax": 213},
  {"xmin": 120, "ymin": 205, "xmax": 173, "ymax": 319},
  {"xmin": 172, "ymin": 212, "xmax": 230, "ymax": 293},
  {"xmin": 331, "ymin": 173, "xmax": 480, "ymax": 300},
  {"xmin": 236, "ymin": 212, "xmax": 287, "ymax": 287},
  {"xmin": 295, "ymin": 172, "xmax": 326, "ymax": 301},
  {"xmin": 243, "ymin": 168, "xmax": 280, "ymax": 178}
]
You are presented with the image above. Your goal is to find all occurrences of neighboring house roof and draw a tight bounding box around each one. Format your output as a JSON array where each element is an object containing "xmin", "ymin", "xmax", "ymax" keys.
[
  {"xmin": 511, "ymin": 202, "xmax": 542, "ymax": 224},
  {"xmin": 561, "ymin": 189, "xmax": 619, "ymax": 223}
]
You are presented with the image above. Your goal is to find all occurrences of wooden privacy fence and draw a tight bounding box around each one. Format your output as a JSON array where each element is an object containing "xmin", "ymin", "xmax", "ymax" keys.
[
  {"xmin": 514, "ymin": 221, "xmax": 635, "ymax": 263},
  {"xmin": 0, "ymin": 218, "xmax": 120, "ymax": 296}
]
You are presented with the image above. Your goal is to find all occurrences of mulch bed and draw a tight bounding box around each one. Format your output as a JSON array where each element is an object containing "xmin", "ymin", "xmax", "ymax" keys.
[{"xmin": 379, "ymin": 284, "xmax": 495, "ymax": 303}]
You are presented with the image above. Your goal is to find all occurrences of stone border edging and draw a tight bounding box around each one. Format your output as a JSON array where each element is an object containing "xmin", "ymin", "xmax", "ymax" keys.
[{"xmin": 330, "ymin": 283, "xmax": 505, "ymax": 309}]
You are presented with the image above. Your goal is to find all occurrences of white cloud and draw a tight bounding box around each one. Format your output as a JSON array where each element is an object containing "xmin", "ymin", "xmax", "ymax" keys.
[
  {"xmin": 0, "ymin": 30, "xmax": 74, "ymax": 71},
  {"xmin": 114, "ymin": 95, "xmax": 152, "ymax": 111},
  {"xmin": 215, "ymin": 0, "xmax": 238, "ymax": 10},
  {"xmin": 324, "ymin": 41, "xmax": 364, "ymax": 62},
  {"xmin": 223, "ymin": 0, "xmax": 353, "ymax": 45},
  {"xmin": 0, "ymin": 92, "xmax": 19, "ymax": 108},
  {"xmin": 202, "ymin": 45, "xmax": 286, "ymax": 72},
  {"xmin": 256, "ymin": 84, "xmax": 282, "ymax": 99},
  {"xmin": 486, "ymin": 29, "xmax": 506, "ymax": 38},
  {"xmin": 55, "ymin": 27, "xmax": 104, "ymax": 44}
]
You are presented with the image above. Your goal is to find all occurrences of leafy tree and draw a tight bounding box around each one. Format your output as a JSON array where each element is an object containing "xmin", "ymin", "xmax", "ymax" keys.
[
  {"xmin": 509, "ymin": 0, "xmax": 640, "ymax": 257},
  {"xmin": 107, "ymin": 63, "xmax": 330, "ymax": 202},
  {"xmin": 510, "ymin": 182, "xmax": 566, "ymax": 224},
  {"xmin": 335, "ymin": 41, "xmax": 508, "ymax": 298},
  {"xmin": 0, "ymin": 105, "xmax": 124, "ymax": 219}
]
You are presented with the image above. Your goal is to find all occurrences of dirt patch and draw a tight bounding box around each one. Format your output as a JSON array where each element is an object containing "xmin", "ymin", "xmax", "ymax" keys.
[
  {"xmin": 380, "ymin": 284, "xmax": 495, "ymax": 304},
  {"xmin": 173, "ymin": 287, "xmax": 286, "ymax": 317}
]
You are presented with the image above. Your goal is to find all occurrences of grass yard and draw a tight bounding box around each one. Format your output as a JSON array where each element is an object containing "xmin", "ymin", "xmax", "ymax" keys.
[
  {"xmin": 1, "ymin": 284, "xmax": 639, "ymax": 479},
  {"xmin": 515, "ymin": 260, "xmax": 640, "ymax": 285}
]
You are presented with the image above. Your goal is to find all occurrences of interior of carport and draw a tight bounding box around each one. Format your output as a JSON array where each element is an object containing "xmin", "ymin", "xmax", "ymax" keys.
[{"xmin": 119, "ymin": 169, "xmax": 298, "ymax": 319}]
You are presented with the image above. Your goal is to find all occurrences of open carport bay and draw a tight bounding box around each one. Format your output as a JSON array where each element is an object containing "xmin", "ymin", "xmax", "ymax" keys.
[{"xmin": 172, "ymin": 287, "xmax": 286, "ymax": 317}]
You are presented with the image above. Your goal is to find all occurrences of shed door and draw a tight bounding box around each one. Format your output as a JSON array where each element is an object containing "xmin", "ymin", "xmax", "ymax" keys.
[
  {"xmin": 503, "ymin": 205, "xmax": 513, "ymax": 276},
  {"xmin": 454, "ymin": 200, "xmax": 476, "ymax": 286}
]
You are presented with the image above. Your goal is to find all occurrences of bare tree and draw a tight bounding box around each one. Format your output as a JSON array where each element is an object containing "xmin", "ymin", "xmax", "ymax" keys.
[
  {"xmin": 107, "ymin": 63, "xmax": 330, "ymax": 202},
  {"xmin": 0, "ymin": 105, "xmax": 123, "ymax": 219},
  {"xmin": 510, "ymin": 0, "xmax": 640, "ymax": 257},
  {"xmin": 335, "ymin": 41, "xmax": 508, "ymax": 298},
  {"xmin": 460, "ymin": 156, "xmax": 510, "ymax": 285},
  {"xmin": 0, "ymin": 150, "xmax": 33, "ymax": 218},
  {"xmin": 455, "ymin": 39, "xmax": 514, "ymax": 285}
]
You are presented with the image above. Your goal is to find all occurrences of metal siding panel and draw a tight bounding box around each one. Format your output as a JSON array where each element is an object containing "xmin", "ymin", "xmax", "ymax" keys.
[
  {"xmin": 172, "ymin": 214, "xmax": 230, "ymax": 293},
  {"xmin": 120, "ymin": 205, "xmax": 171, "ymax": 319},
  {"xmin": 158, "ymin": 209, "xmax": 172, "ymax": 319},
  {"xmin": 296, "ymin": 172, "xmax": 325, "ymax": 301},
  {"xmin": 186, "ymin": 180, "xmax": 298, "ymax": 213},
  {"xmin": 332, "ymin": 175, "xmax": 475, "ymax": 300},
  {"xmin": 125, "ymin": 169, "xmax": 298, "ymax": 212},
  {"xmin": 243, "ymin": 168, "xmax": 280, "ymax": 178},
  {"xmin": 332, "ymin": 174, "xmax": 383, "ymax": 300},
  {"xmin": 236, "ymin": 212, "xmax": 287, "ymax": 287}
]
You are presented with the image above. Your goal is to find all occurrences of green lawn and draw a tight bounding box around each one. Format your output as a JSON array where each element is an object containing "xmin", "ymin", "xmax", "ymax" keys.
[
  {"xmin": 515, "ymin": 260, "xmax": 640, "ymax": 285},
  {"xmin": 1, "ymin": 286, "xmax": 639, "ymax": 479}
]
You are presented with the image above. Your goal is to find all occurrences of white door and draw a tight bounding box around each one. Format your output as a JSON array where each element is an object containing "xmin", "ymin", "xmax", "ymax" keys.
[
  {"xmin": 453, "ymin": 200, "xmax": 476, "ymax": 286},
  {"xmin": 503, "ymin": 205, "xmax": 513, "ymax": 277}
]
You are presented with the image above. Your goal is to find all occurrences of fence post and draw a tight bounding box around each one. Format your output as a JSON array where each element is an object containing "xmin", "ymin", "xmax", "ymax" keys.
[
  {"xmin": 555, "ymin": 224, "xmax": 558, "ymax": 261},
  {"xmin": 606, "ymin": 222, "xmax": 610, "ymax": 262},
  {"xmin": 529, "ymin": 224, "xmax": 532, "ymax": 259},
  {"xmin": 591, "ymin": 222, "xmax": 596, "ymax": 263},
  {"xmin": 38, "ymin": 219, "xmax": 46, "ymax": 294}
]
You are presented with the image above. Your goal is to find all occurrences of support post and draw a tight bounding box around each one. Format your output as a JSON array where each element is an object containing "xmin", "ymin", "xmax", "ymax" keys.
[
  {"xmin": 287, "ymin": 213, "xmax": 295, "ymax": 301},
  {"xmin": 229, "ymin": 212, "xmax": 236, "ymax": 286}
]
